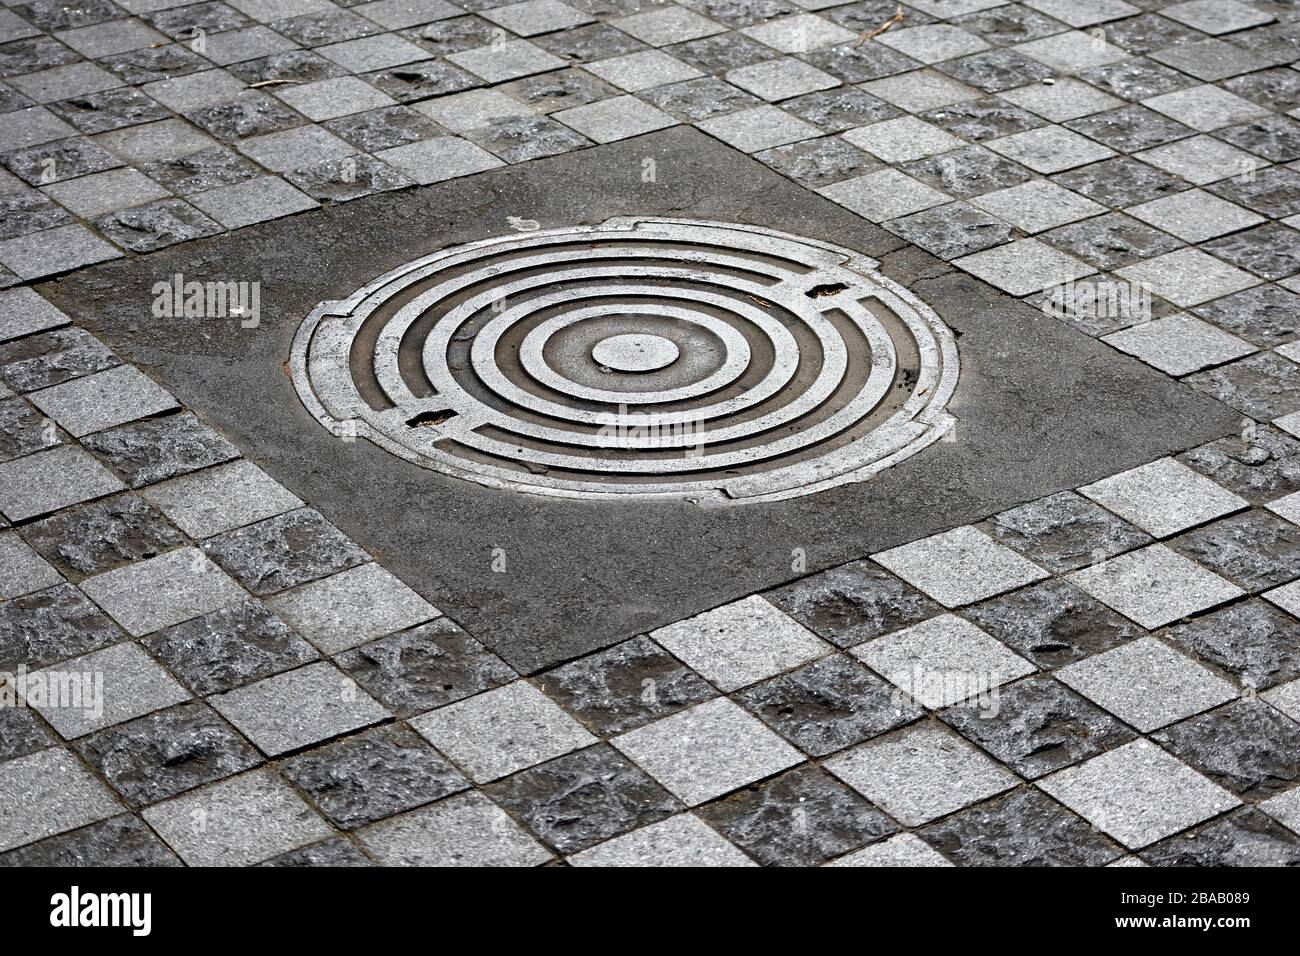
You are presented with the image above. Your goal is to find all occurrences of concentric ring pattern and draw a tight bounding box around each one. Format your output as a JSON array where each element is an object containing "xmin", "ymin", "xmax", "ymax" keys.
[{"xmin": 290, "ymin": 217, "xmax": 959, "ymax": 504}]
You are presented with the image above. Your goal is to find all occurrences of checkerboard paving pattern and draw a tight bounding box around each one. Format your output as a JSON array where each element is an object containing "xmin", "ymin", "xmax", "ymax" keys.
[{"xmin": 4, "ymin": 0, "xmax": 1300, "ymax": 867}]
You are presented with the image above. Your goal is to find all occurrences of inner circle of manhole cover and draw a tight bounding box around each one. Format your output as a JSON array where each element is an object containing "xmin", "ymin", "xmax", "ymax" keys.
[{"xmin": 290, "ymin": 217, "xmax": 959, "ymax": 504}]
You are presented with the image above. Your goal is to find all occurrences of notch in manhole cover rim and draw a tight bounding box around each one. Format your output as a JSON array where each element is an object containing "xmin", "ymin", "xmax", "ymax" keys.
[{"xmin": 289, "ymin": 217, "xmax": 959, "ymax": 504}]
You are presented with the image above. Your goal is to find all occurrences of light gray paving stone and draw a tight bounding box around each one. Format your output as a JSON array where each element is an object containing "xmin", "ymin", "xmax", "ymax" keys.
[
  {"xmin": 1117, "ymin": 249, "xmax": 1260, "ymax": 308},
  {"xmin": 649, "ymin": 594, "xmax": 829, "ymax": 691},
  {"xmin": 28, "ymin": 365, "xmax": 176, "ymax": 437},
  {"xmin": 1268, "ymin": 491, "xmax": 1300, "ymax": 527},
  {"xmin": 1136, "ymin": 135, "xmax": 1262, "ymax": 186},
  {"xmin": 1144, "ymin": 85, "xmax": 1270, "ymax": 133},
  {"xmin": 570, "ymin": 813, "xmax": 754, "ymax": 867},
  {"xmin": 275, "ymin": 76, "xmax": 397, "ymax": 121},
  {"xmin": 740, "ymin": 13, "xmax": 852, "ymax": 52},
  {"xmin": 842, "ymin": 115, "xmax": 964, "ymax": 163},
  {"xmin": 614, "ymin": 7, "xmax": 727, "ymax": 46},
  {"xmin": 1265, "ymin": 580, "xmax": 1300, "ymax": 620},
  {"xmin": 142, "ymin": 768, "xmax": 332, "ymax": 866},
  {"xmin": 1080, "ymin": 457, "xmax": 1249, "ymax": 538},
  {"xmin": 611, "ymin": 697, "xmax": 802, "ymax": 805},
  {"xmin": 410, "ymin": 680, "xmax": 596, "ymax": 782},
  {"xmin": 1038, "ymin": 739, "xmax": 1240, "ymax": 849},
  {"xmin": 1162, "ymin": 0, "xmax": 1273, "ymax": 35},
  {"xmin": 588, "ymin": 50, "xmax": 702, "ymax": 93},
  {"xmin": 0, "ymin": 532, "xmax": 62, "ymax": 598},
  {"xmin": 1127, "ymin": 189, "xmax": 1265, "ymax": 244},
  {"xmin": 189, "ymin": 176, "xmax": 319, "ymax": 229},
  {"xmin": 955, "ymin": 238, "xmax": 1094, "ymax": 295},
  {"xmin": 481, "ymin": 0, "xmax": 593, "ymax": 36},
  {"xmin": 1067, "ymin": 544, "xmax": 1246, "ymax": 629},
  {"xmin": 987, "ymin": 125, "xmax": 1115, "ymax": 174},
  {"xmin": 1022, "ymin": 0, "xmax": 1136, "ymax": 28},
  {"xmin": 29, "ymin": 641, "xmax": 190, "ymax": 738},
  {"xmin": 95, "ymin": 119, "xmax": 217, "ymax": 164},
  {"xmin": 825, "ymin": 722, "xmax": 1018, "ymax": 826},
  {"xmin": 10, "ymin": 62, "xmax": 121, "ymax": 106},
  {"xmin": 1260, "ymin": 787, "xmax": 1300, "ymax": 836},
  {"xmin": 358, "ymin": 791, "xmax": 551, "ymax": 866},
  {"xmin": 724, "ymin": 57, "xmax": 837, "ymax": 103},
  {"xmin": 872, "ymin": 524, "xmax": 1050, "ymax": 607},
  {"xmin": 1276, "ymin": 410, "xmax": 1300, "ymax": 439},
  {"xmin": 861, "ymin": 69, "xmax": 980, "ymax": 112},
  {"xmin": 0, "ymin": 108, "xmax": 75, "ymax": 153},
  {"xmin": 852, "ymin": 613, "xmax": 1035, "ymax": 708},
  {"xmin": 970, "ymin": 180, "xmax": 1105, "ymax": 234},
  {"xmin": 375, "ymin": 135, "xmax": 503, "ymax": 183},
  {"xmin": 318, "ymin": 35, "xmax": 428, "ymax": 73},
  {"xmin": 1016, "ymin": 29, "xmax": 1128, "ymax": 72},
  {"xmin": 0, "ymin": 224, "xmax": 120, "ymax": 280},
  {"xmin": 144, "ymin": 70, "xmax": 246, "ymax": 113},
  {"xmin": 139, "ymin": 459, "xmax": 302, "ymax": 538},
  {"xmin": 0, "ymin": 445, "xmax": 125, "ymax": 522},
  {"xmin": 874, "ymin": 24, "xmax": 990, "ymax": 64},
  {"xmin": 0, "ymin": 747, "xmax": 121, "ymax": 853},
  {"xmin": 209, "ymin": 661, "xmax": 389, "ymax": 755},
  {"xmin": 266, "ymin": 562, "xmax": 439, "ymax": 655},
  {"xmin": 1264, "ymin": 677, "xmax": 1300, "ymax": 723},
  {"xmin": 42, "ymin": 167, "xmax": 172, "ymax": 220},
  {"xmin": 827, "ymin": 832, "xmax": 952, "ymax": 866},
  {"xmin": 236, "ymin": 125, "xmax": 355, "ymax": 173},
  {"xmin": 1103, "ymin": 315, "xmax": 1258, "ymax": 377},
  {"xmin": 696, "ymin": 104, "xmax": 819, "ymax": 153},
  {"xmin": 79, "ymin": 547, "xmax": 248, "ymax": 637},
  {"xmin": 448, "ymin": 39, "xmax": 565, "ymax": 83},
  {"xmin": 999, "ymin": 78, "xmax": 1122, "ymax": 123},
  {"xmin": 0, "ymin": 287, "xmax": 69, "ymax": 342},
  {"xmin": 352, "ymin": 0, "xmax": 460, "ymax": 30},
  {"xmin": 817, "ymin": 167, "xmax": 950, "ymax": 221},
  {"xmin": 1056, "ymin": 636, "xmax": 1238, "ymax": 732},
  {"xmin": 413, "ymin": 88, "xmax": 534, "ymax": 132},
  {"xmin": 553, "ymin": 94, "xmax": 675, "ymax": 143}
]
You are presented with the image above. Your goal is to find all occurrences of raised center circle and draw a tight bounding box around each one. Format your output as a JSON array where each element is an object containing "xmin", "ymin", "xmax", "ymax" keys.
[{"xmin": 591, "ymin": 333, "xmax": 680, "ymax": 373}]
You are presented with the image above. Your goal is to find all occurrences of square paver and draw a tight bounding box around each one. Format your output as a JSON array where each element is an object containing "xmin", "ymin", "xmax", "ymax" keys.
[
  {"xmin": 357, "ymin": 790, "xmax": 551, "ymax": 865},
  {"xmin": 266, "ymin": 562, "xmax": 439, "ymax": 654},
  {"xmin": 142, "ymin": 768, "xmax": 333, "ymax": 866},
  {"xmin": 1127, "ymin": 189, "xmax": 1264, "ymax": 244},
  {"xmin": 987, "ymin": 125, "xmax": 1114, "ymax": 174},
  {"xmin": 1080, "ymin": 457, "xmax": 1248, "ymax": 538},
  {"xmin": 970, "ymin": 180, "xmax": 1104, "ymax": 234},
  {"xmin": 1056, "ymin": 636, "xmax": 1238, "ymax": 731},
  {"xmin": 825, "ymin": 722, "xmax": 1017, "ymax": 826},
  {"xmin": 842, "ymin": 115, "xmax": 964, "ymax": 163},
  {"xmin": 1066, "ymin": 543, "xmax": 1246, "ymax": 629},
  {"xmin": 481, "ymin": 0, "xmax": 593, "ymax": 37},
  {"xmin": 1038, "ymin": 739, "xmax": 1240, "ymax": 849},
  {"xmin": 569, "ymin": 813, "xmax": 753, "ymax": 867},
  {"xmin": 1103, "ymin": 315, "xmax": 1257, "ymax": 377},
  {"xmin": 1162, "ymin": 0, "xmax": 1272, "ymax": 35},
  {"xmin": 741, "ymin": 13, "xmax": 853, "ymax": 53},
  {"xmin": 818, "ymin": 167, "xmax": 950, "ymax": 221},
  {"xmin": 616, "ymin": 7, "xmax": 727, "ymax": 47},
  {"xmin": 43, "ymin": 167, "xmax": 172, "ymax": 219},
  {"xmin": 649, "ymin": 594, "xmax": 829, "ymax": 691},
  {"xmin": 828, "ymin": 831, "xmax": 952, "ymax": 866},
  {"xmin": 189, "ymin": 177, "xmax": 319, "ymax": 230},
  {"xmin": 30, "ymin": 641, "xmax": 190, "ymax": 738},
  {"xmin": 695, "ymin": 104, "xmax": 819, "ymax": 152},
  {"xmin": 1136, "ymin": 134, "xmax": 1261, "ymax": 186},
  {"xmin": 376, "ymin": 135, "xmax": 503, "ymax": 184},
  {"xmin": 588, "ymin": 50, "xmax": 702, "ymax": 93},
  {"xmin": 448, "ymin": 40, "xmax": 565, "ymax": 83},
  {"xmin": 1117, "ymin": 249, "xmax": 1259, "ymax": 307},
  {"xmin": 414, "ymin": 88, "xmax": 534, "ymax": 132},
  {"xmin": 955, "ymin": 238, "xmax": 1094, "ymax": 295},
  {"xmin": 80, "ymin": 547, "xmax": 247, "ymax": 637},
  {"xmin": 210, "ymin": 661, "xmax": 389, "ymax": 755},
  {"xmin": 28, "ymin": 364, "xmax": 176, "ymax": 437},
  {"xmin": 410, "ymin": 680, "xmax": 596, "ymax": 782},
  {"xmin": 724, "ymin": 57, "xmax": 838, "ymax": 102},
  {"xmin": 0, "ymin": 747, "xmax": 120, "ymax": 853},
  {"xmin": 553, "ymin": 94, "xmax": 675, "ymax": 143},
  {"xmin": 0, "ymin": 287, "xmax": 69, "ymax": 342},
  {"xmin": 140, "ymin": 459, "xmax": 302, "ymax": 538},
  {"xmin": 861, "ymin": 69, "xmax": 980, "ymax": 113},
  {"xmin": 276, "ymin": 76, "xmax": 397, "ymax": 121},
  {"xmin": 611, "ymin": 697, "xmax": 802, "ymax": 805},
  {"xmin": 0, "ymin": 224, "xmax": 120, "ymax": 280},
  {"xmin": 0, "ymin": 445, "xmax": 125, "ymax": 522},
  {"xmin": 852, "ymin": 613, "xmax": 1035, "ymax": 708},
  {"xmin": 1000, "ymin": 77, "xmax": 1122, "ymax": 122},
  {"xmin": 873, "ymin": 525, "xmax": 1050, "ymax": 607},
  {"xmin": 875, "ymin": 24, "xmax": 989, "ymax": 64},
  {"xmin": 0, "ymin": 532, "xmax": 62, "ymax": 599},
  {"xmin": 1145, "ymin": 85, "xmax": 1270, "ymax": 132},
  {"xmin": 1017, "ymin": 29, "xmax": 1128, "ymax": 72}
]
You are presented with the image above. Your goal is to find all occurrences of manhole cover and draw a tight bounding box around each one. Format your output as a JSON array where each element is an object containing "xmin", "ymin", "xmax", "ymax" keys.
[{"xmin": 290, "ymin": 217, "xmax": 959, "ymax": 504}]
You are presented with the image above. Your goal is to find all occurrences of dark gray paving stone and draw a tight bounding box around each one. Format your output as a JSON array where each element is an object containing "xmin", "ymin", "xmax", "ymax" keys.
[
  {"xmin": 535, "ymin": 23, "xmax": 645, "ymax": 63},
  {"xmin": 142, "ymin": 599, "xmax": 320, "ymax": 695},
  {"xmin": 941, "ymin": 675, "xmax": 1135, "ymax": 779},
  {"xmin": 3, "ymin": 137, "xmax": 121, "ymax": 186},
  {"xmin": 81, "ymin": 412, "xmax": 239, "ymax": 488},
  {"xmin": 781, "ymin": 86, "xmax": 898, "ymax": 132},
  {"xmin": 21, "ymin": 493, "xmax": 184, "ymax": 579},
  {"xmin": 485, "ymin": 743, "xmax": 679, "ymax": 854},
  {"xmin": 1170, "ymin": 510, "xmax": 1300, "ymax": 593},
  {"xmin": 287, "ymin": 153, "xmax": 413, "ymax": 202},
  {"xmin": 755, "ymin": 136, "xmax": 880, "ymax": 188},
  {"xmin": 100, "ymin": 44, "xmax": 208, "ymax": 85},
  {"xmin": 186, "ymin": 94, "xmax": 305, "ymax": 141},
  {"xmin": 766, "ymin": 559, "xmax": 941, "ymax": 649},
  {"xmin": 0, "ymin": 326, "xmax": 118, "ymax": 393},
  {"xmin": 1066, "ymin": 104, "xmax": 1195, "ymax": 153},
  {"xmin": 13, "ymin": 0, "xmax": 117, "ymax": 30},
  {"xmin": 983, "ymin": 490, "xmax": 1153, "ymax": 573},
  {"xmin": 145, "ymin": 1, "xmax": 251, "ymax": 39},
  {"xmin": 142, "ymin": 146, "xmax": 259, "ymax": 194},
  {"xmin": 1186, "ymin": 352, "xmax": 1300, "ymax": 421},
  {"xmin": 666, "ymin": 32, "xmax": 773, "ymax": 73},
  {"xmin": 0, "ymin": 706, "xmax": 55, "ymax": 761},
  {"xmin": 1153, "ymin": 700, "xmax": 1300, "ymax": 800},
  {"xmin": 0, "ymin": 85, "xmax": 30, "ymax": 112},
  {"xmin": 0, "ymin": 37, "xmax": 80, "ymax": 77},
  {"xmin": 962, "ymin": 578, "xmax": 1143, "ymax": 670},
  {"xmin": 697, "ymin": 763, "xmax": 896, "ymax": 867},
  {"xmin": 366, "ymin": 59, "xmax": 480, "ymax": 102},
  {"xmin": 1180, "ymin": 426, "xmax": 1300, "ymax": 505},
  {"xmin": 0, "ymin": 395, "xmax": 63, "ymax": 463},
  {"xmin": 464, "ymin": 115, "xmax": 591, "ymax": 163},
  {"xmin": 679, "ymin": 0, "xmax": 796, "ymax": 29},
  {"xmin": 1139, "ymin": 807, "xmax": 1300, "ymax": 866},
  {"xmin": 273, "ymin": 9, "xmax": 380, "ymax": 46},
  {"xmin": 735, "ymin": 653, "xmax": 922, "ymax": 756},
  {"xmin": 0, "ymin": 190, "xmax": 72, "ymax": 241},
  {"xmin": 400, "ymin": 16, "xmax": 499, "ymax": 57},
  {"xmin": 227, "ymin": 50, "xmax": 349, "ymax": 85},
  {"xmin": 336, "ymin": 616, "xmax": 516, "ymax": 717},
  {"xmin": 920, "ymin": 787, "xmax": 1123, "ymax": 866},
  {"xmin": 280, "ymin": 723, "xmax": 468, "ymax": 829},
  {"xmin": 202, "ymin": 506, "xmax": 369, "ymax": 596},
  {"xmin": 1201, "ymin": 222, "xmax": 1300, "ymax": 281},
  {"xmin": 0, "ymin": 582, "xmax": 124, "ymax": 671},
  {"xmin": 1233, "ymin": 20, "xmax": 1300, "ymax": 66},
  {"xmin": 1216, "ymin": 114, "xmax": 1300, "ymax": 163},
  {"xmin": 76, "ymin": 702, "xmax": 261, "ymax": 808},
  {"xmin": 803, "ymin": 41, "xmax": 919, "ymax": 83},
  {"xmin": 48, "ymin": 88, "xmax": 171, "ymax": 135},
  {"xmin": 1051, "ymin": 156, "xmax": 1187, "ymax": 207},
  {"xmin": 950, "ymin": 4, "xmax": 1062, "ymax": 46},
  {"xmin": 1153, "ymin": 37, "xmax": 1269, "ymax": 83},
  {"xmin": 94, "ymin": 199, "xmax": 223, "ymax": 254},
  {"xmin": 498, "ymin": 68, "xmax": 620, "ymax": 114},
  {"xmin": 1041, "ymin": 212, "xmax": 1184, "ymax": 271},
  {"xmin": 1165, "ymin": 600, "xmax": 1300, "ymax": 691},
  {"xmin": 1104, "ymin": 12, "xmax": 1203, "ymax": 55},
  {"xmin": 1209, "ymin": 165, "xmax": 1300, "ymax": 218},
  {"xmin": 1078, "ymin": 57, "xmax": 1196, "ymax": 102},
  {"xmin": 540, "ymin": 634, "xmax": 716, "ymax": 735},
  {"xmin": 902, "ymin": 144, "xmax": 1034, "ymax": 198},
  {"xmin": 324, "ymin": 105, "xmax": 444, "ymax": 151},
  {"xmin": 0, "ymin": 814, "xmax": 181, "ymax": 867},
  {"xmin": 920, "ymin": 97, "xmax": 1045, "ymax": 143},
  {"xmin": 258, "ymin": 837, "xmax": 372, "ymax": 866},
  {"xmin": 1224, "ymin": 67, "xmax": 1300, "ymax": 113},
  {"xmin": 884, "ymin": 200, "xmax": 1017, "ymax": 260},
  {"xmin": 1191, "ymin": 284, "xmax": 1300, "ymax": 348},
  {"xmin": 639, "ymin": 75, "xmax": 757, "ymax": 121},
  {"xmin": 939, "ymin": 49, "xmax": 1052, "ymax": 94}
]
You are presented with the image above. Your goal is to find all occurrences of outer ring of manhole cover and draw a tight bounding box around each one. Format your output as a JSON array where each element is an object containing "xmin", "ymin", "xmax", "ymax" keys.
[{"xmin": 290, "ymin": 217, "xmax": 959, "ymax": 505}]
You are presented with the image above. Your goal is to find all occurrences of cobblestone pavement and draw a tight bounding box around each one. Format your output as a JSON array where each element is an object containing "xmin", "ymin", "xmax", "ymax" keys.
[{"xmin": 3, "ymin": 0, "xmax": 1300, "ymax": 866}]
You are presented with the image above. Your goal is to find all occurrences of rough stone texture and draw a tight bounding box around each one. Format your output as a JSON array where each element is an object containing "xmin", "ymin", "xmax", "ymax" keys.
[
  {"xmin": 80, "ymin": 412, "xmax": 239, "ymax": 488},
  {"xmin": 1179, "ymin": 426, "xmax": 1300, "ymax": 504},
  {"xmin": 0, "ymin": 814, "xmax": 180, "ymax": 867},
  {"xmin": 280, "ymin": 724, "xmax": 469, "ymax": 829},
  {"xmin": 0, "ymin": 582, "xmax": 124, "ymax": 672},
  {"xmin": 0, "ymin": 396, "xmax": 62, "ymax": 463},
  {"xmin": 21, "ymin": 493, "xmax": 185, "ymax": 579},
  {"xmin": 983, "ymin": 491, "xmax": 1153, "ymax": 574},
  {"xmin": 0, "ymin": 327, "xmax": 118, "ymax": 393},
  {"xmin": 485, "ymin": 743, "xmax": 680, "ymax": 854},
  {"xmin": 1165, "ymin": 600, "xmax": 1300, "ymax": 691},
  {"xmin": 1170, "ymin": 510, "xmax": 1300, "ymax": 592},
  {"xmin": 921, "ymin": 787, "xmax": 1123, "ymax": 867},
  {"xmin": 1140, "ymin": 808, "xmax": 1300, "ymax": 866},
  {"xmin": 75, "ymin": 702, "xmax": 262, "ymax": 808},
  {"xmin": 258, "ymin": 838, "xmax": 373, "ymax": 866},
  {"xmin": 0, "ymin": 706, "xmax": 56, "ymax": 762},
  {"xmin": 1152, "ymin": 699, "xmax": 1300, "ymax": 800},
  {"xmin": 202, "ymin": 507, "xmax": 370, "ymax": 596},
  {"xmin": 696, "ymin": 764, "xmax": 896, "ymax": 867}
]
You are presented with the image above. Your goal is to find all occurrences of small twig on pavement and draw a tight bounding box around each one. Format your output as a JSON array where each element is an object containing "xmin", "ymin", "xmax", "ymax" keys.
[{"xmin": 856, "ymin": 3, "xmax": 904, "ymax": 47}]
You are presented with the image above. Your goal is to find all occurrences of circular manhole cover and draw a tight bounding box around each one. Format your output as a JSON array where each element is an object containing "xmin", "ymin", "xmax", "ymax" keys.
[{"xmin": 290, "ymin": 217, "xmax": 958, "ymax": 504}]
